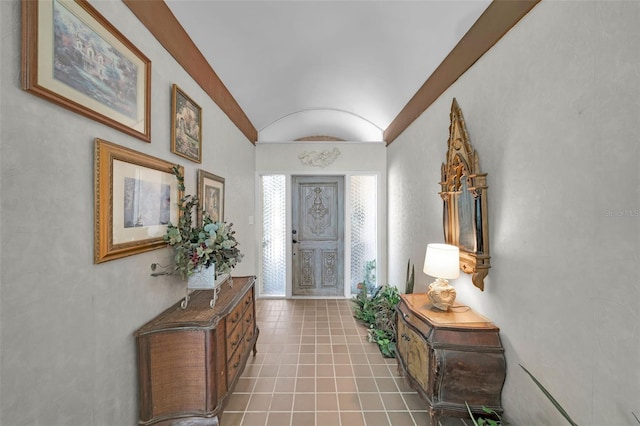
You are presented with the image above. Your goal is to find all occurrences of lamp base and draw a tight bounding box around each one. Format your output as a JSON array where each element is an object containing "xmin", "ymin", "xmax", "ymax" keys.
[{"xmin": 427, "ymin": 278, "xmax": 457, "ymax": 311}]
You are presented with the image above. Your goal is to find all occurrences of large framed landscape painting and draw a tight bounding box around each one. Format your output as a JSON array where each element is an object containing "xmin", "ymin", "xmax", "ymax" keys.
[
  {"xmin": 94, "ymin": 139, "xmax": 182, "ymax": 263},
  {"xmin": 22, "ymin": 0, "xmax": 151, "ymax": 142},
  {"xmin": 171, "ymin": 84, "xmax": 202, "ymax": 163}
]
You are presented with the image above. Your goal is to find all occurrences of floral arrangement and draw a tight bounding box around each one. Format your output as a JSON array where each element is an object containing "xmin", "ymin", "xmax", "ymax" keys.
[{"xmin": 163, "ymin": 166, "xmax": 243, "ymax": 279}]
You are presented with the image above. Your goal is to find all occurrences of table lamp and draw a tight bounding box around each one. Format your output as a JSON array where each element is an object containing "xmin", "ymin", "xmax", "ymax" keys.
[{"xmin": 423, "ymin": 243, "xmax": 460, "ymax": 311}]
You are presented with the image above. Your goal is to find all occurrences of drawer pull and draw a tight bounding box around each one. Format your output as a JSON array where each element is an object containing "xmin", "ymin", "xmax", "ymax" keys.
[
  {"xmin": 231, "ymin": 337, "xmax": 240, "ymax": 346},
  {"xmin": 403, "ymin": 313, "xmax": 410, "ymax": 320},
  {"xmin": 245, "ymin": 298, "xmax": 251, "ymax": 306},
  {"xmin": 245, "ymin": 315, "xmax": 253, "ymax": 324},
  {"xmin": 231, "ymin": 313, "xmax": 240, "ymax": 323},
  {"xmin": 401, "ymin": 333, "xmax": 410, "ymax": 342}
]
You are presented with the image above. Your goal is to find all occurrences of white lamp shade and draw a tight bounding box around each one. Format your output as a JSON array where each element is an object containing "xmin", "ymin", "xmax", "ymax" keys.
[{"xmin": 423, "ymin": 244, "xmax": 460, "ymax": 280}]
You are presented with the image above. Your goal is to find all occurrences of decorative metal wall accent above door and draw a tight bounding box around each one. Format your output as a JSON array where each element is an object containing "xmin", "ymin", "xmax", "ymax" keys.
[{"xmin": 298, "ymin": 148, "xmax": 341, "ymax": 167}]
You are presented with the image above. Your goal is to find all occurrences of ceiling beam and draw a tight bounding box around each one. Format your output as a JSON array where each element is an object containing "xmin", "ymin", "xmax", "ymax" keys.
[
  {"xmin": 123, "ymin": 0, "xmax": 258, "ymax": 144},
  {"xmin": 384, "ymin": 0, "xmax": 540, "ymax": 145}
]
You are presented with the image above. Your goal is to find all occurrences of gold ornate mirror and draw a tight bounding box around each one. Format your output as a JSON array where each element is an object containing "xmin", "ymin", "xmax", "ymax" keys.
[{"xmin": 439, "ymin": 98, "xmax": 490, "ymax": 290}]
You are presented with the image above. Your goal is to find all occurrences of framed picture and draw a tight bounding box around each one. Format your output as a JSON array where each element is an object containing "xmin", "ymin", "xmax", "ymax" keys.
[
  {"xmin": 171, "ymin": 84, "xmax": 202, "ymax": 163},
  {"xmin": 94, "ymin": 138, "xmax": 182, "ymax": 263},
  {"xmin": 197, "ymin": 170, "xmax": 225, "ymax": 225},
  {"xmin": 22, "ymin": 0, "xmax": 151, "ymax": 142}
]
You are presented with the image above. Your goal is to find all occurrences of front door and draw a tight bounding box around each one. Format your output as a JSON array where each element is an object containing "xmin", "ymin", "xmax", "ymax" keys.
[{"xmin": 292, "ymin": 175, "xmax": 344, "ymax": 296}]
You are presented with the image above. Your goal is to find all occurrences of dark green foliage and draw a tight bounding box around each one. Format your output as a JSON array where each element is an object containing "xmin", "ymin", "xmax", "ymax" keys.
[
  {"xmin": 405, "ymin": 259, "xmax": 415, "ymax": 294},
  {"xmin": 352, "ymin": 284, "xmax": 400, "ymax": 358},
  {"xmin": 466, "ymin": 403, "xmax": 504, "ymax": 426},
  {"xmin": 519, "ymin": 364, "xmax": 578, "ymax": 426}
]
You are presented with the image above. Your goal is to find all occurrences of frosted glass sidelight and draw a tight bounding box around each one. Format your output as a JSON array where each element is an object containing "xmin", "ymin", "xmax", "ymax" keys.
[
  {"xmin": 350, "ymin": 175, "xmax": 377, "ymax": 294},
  {"xmin": 261, "ymin": 175, "xmax": 286, "ymax": 296}
]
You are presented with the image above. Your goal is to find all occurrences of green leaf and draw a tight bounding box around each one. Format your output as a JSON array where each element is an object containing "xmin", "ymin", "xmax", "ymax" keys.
[{"xmin": 519, "ymin": 364, "xmax": 577, "ymax": 426}]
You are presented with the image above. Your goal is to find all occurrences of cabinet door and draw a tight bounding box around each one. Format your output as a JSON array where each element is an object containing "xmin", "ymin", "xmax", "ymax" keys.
[{"xmin": 399, "ymin": 320, "xmax": 430, "ymax": 391}]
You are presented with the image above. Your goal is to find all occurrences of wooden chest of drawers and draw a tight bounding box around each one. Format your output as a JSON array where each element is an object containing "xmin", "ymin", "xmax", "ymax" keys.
[
  {"xmin": 396, "ymin": 293, "xmax": 506, "ymax": 424},
  {"xmin": 135, "ymin": 276, "xmax": 258, "ymax": 425}
]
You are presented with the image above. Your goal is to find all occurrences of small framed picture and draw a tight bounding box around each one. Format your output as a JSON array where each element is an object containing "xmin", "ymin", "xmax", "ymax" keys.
[
  {"xmin": 171, "ymin": 84, "xmax": 202, "ymax": 163},
  {"xmin": 198, "ymin": 170, "xmax": 225, "ymax": 225},
  {"xmin": 94, "ymin": 138, "xmax": 182, "ymax": 263}
]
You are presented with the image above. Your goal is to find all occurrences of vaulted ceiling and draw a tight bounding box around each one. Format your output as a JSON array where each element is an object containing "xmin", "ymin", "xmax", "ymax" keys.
[{"xmin": 124, "ymin": 1, "xmax": 539, "ymax": 144}]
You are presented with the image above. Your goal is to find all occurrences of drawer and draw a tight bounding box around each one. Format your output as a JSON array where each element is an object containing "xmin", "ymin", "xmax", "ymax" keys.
[
  {"xmin": 227, "ymin": 306, "xmax": 245, "ymax": 339},
  {"xmin": 226, "ymin": 288, "xmax": 254, "ymax": 338},
  {"xmin": 241, "ymin": 304, "xmax": 254, "ymax": 335},
  {"xmin": 227, "ymin": 339, "xmax": 246, "ymax": 384},
  {"xmin": 398, "ymin": 301, "xmax": 432, "ymax": 338},
  {"xmin": 226, "ymin": 319, "xmax": 244, "ymax": 360}
]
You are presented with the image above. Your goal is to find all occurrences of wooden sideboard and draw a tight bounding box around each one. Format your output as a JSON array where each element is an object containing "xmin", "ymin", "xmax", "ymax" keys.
[
  {"xmin": 396, "ymin": 293, "xmax": 506, "ymax": 424},
  {"xmin": 135, "ymin": 275, "xmax": 259, "ymax": 425}
]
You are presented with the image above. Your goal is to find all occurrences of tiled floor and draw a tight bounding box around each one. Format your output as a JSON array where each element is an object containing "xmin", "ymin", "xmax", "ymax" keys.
[{"xmin": 221, "ymin": 298, "xmax": 470, "ymax": 426}]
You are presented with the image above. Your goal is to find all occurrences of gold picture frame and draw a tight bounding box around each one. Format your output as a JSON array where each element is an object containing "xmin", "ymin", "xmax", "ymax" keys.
[
  {"xmin": 22, "ymin": 0, "xmax": 152, "ymax": 142},
  {"xmin": 94, "ymin": 139, "xmax": 182, "ymax": 263},
  {"xmin": 171, "ymin": 84, "xmax": 203, "ymax": 163},
  {"xmin": 440, "ymin": 98, "xmax": 490, "ymax": 290},
  {"xmin": 197, "ymin": 170, "xmax": 225, "ymax": 225}
]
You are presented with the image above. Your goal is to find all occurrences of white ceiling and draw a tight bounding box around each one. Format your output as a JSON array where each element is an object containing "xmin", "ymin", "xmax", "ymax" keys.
[{"xmin": 164, "ymin": 0, "xmax": 492, "ymax": 142}]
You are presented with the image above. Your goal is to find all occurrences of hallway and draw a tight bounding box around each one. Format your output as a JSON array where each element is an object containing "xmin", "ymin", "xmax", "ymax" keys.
[{"xmin": 221, "ymin": 298, "xmax": 469, "ymax": 426}]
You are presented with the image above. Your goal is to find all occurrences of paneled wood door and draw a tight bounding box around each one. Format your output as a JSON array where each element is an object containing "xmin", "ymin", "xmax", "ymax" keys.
[{"xmin": 292, "ymin": 176, "xmax": 344, "ymax": 296}]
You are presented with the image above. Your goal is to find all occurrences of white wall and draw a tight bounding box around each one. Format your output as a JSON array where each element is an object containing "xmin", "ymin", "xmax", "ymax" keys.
[
  {"xmin": 387, "ymin": 2, "xmax": 639, "ymax": 424},
  {"xmin": 0, "ymin": 0, "xmax": 255, "ymax": 424},
  {"xmin": 256, "ymin": 142, "xmax": 387, "ymax": 296}
]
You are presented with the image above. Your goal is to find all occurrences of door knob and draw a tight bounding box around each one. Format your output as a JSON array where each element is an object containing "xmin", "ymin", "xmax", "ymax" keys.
[{"xmin": 292, "ymin": 239, "xmax": 298, "ymax": 244}]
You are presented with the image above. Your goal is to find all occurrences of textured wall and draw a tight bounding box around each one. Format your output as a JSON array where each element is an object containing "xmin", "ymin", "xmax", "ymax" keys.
[
  {"xmin": 0, "ymin": 0, "xmax": 255, "ymax": 424},
  {"xmin": 387, "ymin": 1, "xmax": 639, "ymax": 424}
]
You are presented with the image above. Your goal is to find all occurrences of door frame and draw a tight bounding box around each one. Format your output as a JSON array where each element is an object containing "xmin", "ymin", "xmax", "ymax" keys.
[{"xmin": 256, "ymin": 170, "xmax": 386, "ymax": 299}]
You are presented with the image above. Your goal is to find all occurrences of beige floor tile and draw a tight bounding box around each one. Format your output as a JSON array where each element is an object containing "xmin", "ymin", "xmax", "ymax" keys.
[
  {"xmin": 244, "ymin": 299, "xmax": 465, "ymax": 426},
  {"xmin": 258, "ymin": 365, "xmax": 279, "ymax": 378},
  {"xmin": 277, "ymin": 364, "xmax": 298, "ymax": 377},
  {"xmin": 380, "ymin": 393, "xmax": 407, "ymax": 411},
  {"xmin": 293, "ymin": 393, "xmax": 315, "ymax": 412},
  {"xmin": 316, "ymin": 377, "xmax": 336, "ymax": 393},
  {"xmin": 274, "ymin": 377, "xmax": 296, "ymax": 393},
  {"xmin": 226, "ymin": 393, "xmax": 251, "ymax": 412},
  {"xmin": 317, "ymin": 410, "xmax": 340, "ymax": 426},
  {"xmin": 316, "ymin": 365, "xmax": 334, "ymax": 377},
  {"xmin": 253, "ymin": 377, "xmax": 276, "ymax": 393},
  {"xmin": 291, "ymin": 412, "xmax": 315, "ymax": 426},
  {"xmin": 240, "ymin": 412, "xmax": 268, "ymax": 426},
  {"xmin": 316, "ymin": 353, "xmax": 333, "ymax": 364},
  {"xmin": 355, "ymin": 377, "xmax": 377, "ymax": 392},
  {"xmin": 269, "ymin": 393, "xmax": 293, "ymax": 412},
  {"xmin": 338, "ymin": 393, "xmax": 361, "ymax": 411},
  {"xmin": 333, "ymin": 353, "xmax": 351, "ymax": 364},
  {"xmin": 297, "ymin": 364, "xmax": 315, "ymax": 377},
  {"xmin": 316, "ymin": 393, "xmax": 339, "ymax": 411},
  {"xmin": 247, "ymin": 394, "xmax": 273, "ymax": 412},
  {"xmin": 386, "ymin": 411, "xmax": 414, "ymax": 426},
  {"xmin": 266, "ymin": 412, "xmax": 291, "ymax": 426},
  {"xmin": 296, "ymin": 377, "xmax": 315, "ymax": 392},
  {"xmin": 352, "ymin": 364, "xmax": 374, "ymax": 377},
  {"xmin": 375, "ymin": 377, "xmax": 398, "ymax": 392},
  {"xmin": 220, "ymin": 412, "xmax": 243, "ymax": 426},
  {"xmin": 340, "ymin": 411, "xmax": 366, "ymax": 426},
  {"xmin": 335, "ymin": 377, "xmax": 358, "ymax": 392},
  {"xmin": 403, "ymin": 392, "xmax": 428, "ymax": 411},
  {"xmin": 363, "ymin": 411, "xmax": 391, "ymax": 426},
  {"xmin": 358, "ymin": 393, "xmax": 385, "ymax": 411}
]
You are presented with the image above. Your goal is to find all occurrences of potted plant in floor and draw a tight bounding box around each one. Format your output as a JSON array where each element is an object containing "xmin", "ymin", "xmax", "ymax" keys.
[{"xmin": 159, "ymin": 166, "xmax": 243, "ymax": 308}]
